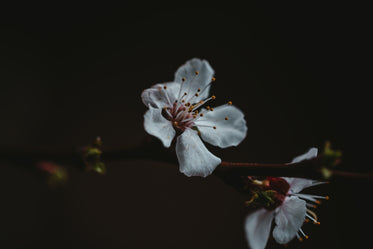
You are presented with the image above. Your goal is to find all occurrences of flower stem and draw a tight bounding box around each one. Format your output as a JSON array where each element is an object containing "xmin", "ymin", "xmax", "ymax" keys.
[{"xmin": 0, "ymin": 140, "xmax": 372, "ymax": 180}]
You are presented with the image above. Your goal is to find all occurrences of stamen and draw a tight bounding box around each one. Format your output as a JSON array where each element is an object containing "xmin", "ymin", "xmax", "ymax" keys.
[
  {"xmin": 306, "ymin": 203, "xmax": 318, "ymax": 209},
  {"xmin": 162, "ymin": 86, "xmax": 173, "ymax": 106},
  {"xmin": 293, "ymin": 193, "xmax": 329, "ymax": 204},
  {"xmin": 190, "ymin": 100, "xmax": 205, "ymax": 112},
  {"xmin": 196, "ymin": 124, "xmax": 217, "ymax": 129},
  {"xmin": 163, "ymin": 107, "xmax": 172, "ymax": 118},
  {"xmin": 306, "ymin": 209, "xmax": 320, "ymax": 224},
  {"xmin": 299, "ymin": 228, "xmax": 308, "ymax": 239},
  {"xmin": 175, "ymin": 109, "xmax": 188, "ymax": 120},
  {"xmin": 193, "ymin": 77, "xmax": 216, "ymax": 100}
]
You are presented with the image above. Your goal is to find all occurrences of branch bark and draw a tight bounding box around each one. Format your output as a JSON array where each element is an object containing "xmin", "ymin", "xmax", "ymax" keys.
[{"xmin": 0, "ymin": 140, "xmax": 372, "ymax": 180}]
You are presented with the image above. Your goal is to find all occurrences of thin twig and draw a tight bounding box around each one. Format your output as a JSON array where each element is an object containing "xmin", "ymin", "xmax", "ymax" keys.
[{"xmin": 0, "ymin": 141, "xmax": 372, "ymax": 180}]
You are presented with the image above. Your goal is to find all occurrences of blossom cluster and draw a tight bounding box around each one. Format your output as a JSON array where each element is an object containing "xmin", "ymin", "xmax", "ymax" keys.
[{"xmin": 141, "ymin": 58, "xmax": 328, "ymax": 249}]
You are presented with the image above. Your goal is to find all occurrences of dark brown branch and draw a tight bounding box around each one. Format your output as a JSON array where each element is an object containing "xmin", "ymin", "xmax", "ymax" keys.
[{"xmin": 1, "ymin": 141, "xmax": 372, "ymax": 180}]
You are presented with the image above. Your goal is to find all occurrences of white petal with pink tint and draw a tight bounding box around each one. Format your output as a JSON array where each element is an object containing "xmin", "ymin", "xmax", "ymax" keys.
[
  {"xmin": 245, "ymin": 209, "xmax": 275, "ymax": 249},
  {"xmin": 272, "ymin": 196, "xmax": 307, "ymax": 244},
  {"xmin": 143, "ymin": 106, "xmax": 175, "ymax": 148},
  {"xmin": 196, "ymin": 105, "xmax": 247, "ymax": 148},
  {"xmin": 175, "ymin": 128, "xmax": 221, "ymax": 177},
  {"xmin": 174, "ymin": 58, "xmax": 214, "ymax": 102}
]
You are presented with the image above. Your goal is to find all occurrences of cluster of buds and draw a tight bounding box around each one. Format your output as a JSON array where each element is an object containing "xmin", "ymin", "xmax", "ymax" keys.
[{"xmin": 81, "ymin": 136, "xmax": 106, "ymax": 174}]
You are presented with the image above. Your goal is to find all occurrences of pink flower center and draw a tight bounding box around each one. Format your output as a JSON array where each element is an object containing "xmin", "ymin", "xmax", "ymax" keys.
[{"xmin": 163, "ymin": 102, "xmax": 195, "ymax": 132}]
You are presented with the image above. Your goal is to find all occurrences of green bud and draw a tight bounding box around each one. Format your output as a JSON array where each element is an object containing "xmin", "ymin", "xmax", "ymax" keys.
[
  {"xmin": 82, "ymin": 137, "xmax": 106, "ymax": 175},
  {"xmin": 320, "ymin": 141, "xmax": 342, "ymax": 179}
]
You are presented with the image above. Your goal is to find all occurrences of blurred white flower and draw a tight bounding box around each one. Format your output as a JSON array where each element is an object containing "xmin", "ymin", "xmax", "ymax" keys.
[
  {"xmin": 245, "ymin": 148, "xmax": 329, "ymax": 249},
  {"xmin": 141, "ymin": 58, "xmax": 247, "ymax": 177}
]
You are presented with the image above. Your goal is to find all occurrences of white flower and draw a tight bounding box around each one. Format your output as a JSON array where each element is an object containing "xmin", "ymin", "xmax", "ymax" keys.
[
  {"xmin": 245, "ymin": 148, "xmax": 329, "ymax": 249},
  {"xmin": 141, "ymin": 58, "xmax": 248, "ymax": 177}
]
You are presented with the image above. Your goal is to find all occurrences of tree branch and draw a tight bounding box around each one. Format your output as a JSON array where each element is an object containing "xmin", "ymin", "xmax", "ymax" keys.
[{"xmin": 0, "ymin": 140, "xmax": 372, "ymax": 180}]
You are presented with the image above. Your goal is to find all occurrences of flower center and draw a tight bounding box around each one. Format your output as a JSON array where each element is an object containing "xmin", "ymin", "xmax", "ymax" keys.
[
  {"xmin": 244, "ymin": 177, "xmax": 290, "ymax": 211},
  {"xmin": 159, "ymin": 73, "xmax": 231, "ymax": 134},
  {"xmin": 162, "ymin": 102, "xmax": 195, "ymax": 132}
]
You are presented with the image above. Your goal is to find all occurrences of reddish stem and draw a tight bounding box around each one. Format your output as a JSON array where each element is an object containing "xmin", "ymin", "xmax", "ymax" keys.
[{"xmin": 1, "ymin": 142, "xmax": 372, "ymax": 180}]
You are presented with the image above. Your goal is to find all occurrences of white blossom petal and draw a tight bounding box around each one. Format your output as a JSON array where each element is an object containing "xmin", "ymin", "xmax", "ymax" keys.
[
  {"xmin": 175, "ymin": 128, "xmax": 221, "ymax": 177},
  {"xmin": 290, "ymin": 147, "xmax": 318, "ymax": 163},
  {"xmin": 244, "ymin": 209, "xmax": 275, "ymax": 249},
  {"xmin": 282, "ymin": 177, "xmax": 325, "ymax": 194},
  {"xmin": 141, "ymin": 82, "xmax": 180, "ymax": 108},
  {"xmin": 143, "ymin": 106, "xmax": 175, "ymax": 148},
  {"xmin": 282, "ymin": 147, "xmax": 321, "ymax": 193},
  {"xmin": 272, "ymin": 196, "xmax": 306, "ymax": 244},
  {"xmin": 174, "ymin": 58, "xmax": 214, "ymax": 102},
  {"xmin": 195, "ymin": 105, "xmax": 247, "ymax": 148}
]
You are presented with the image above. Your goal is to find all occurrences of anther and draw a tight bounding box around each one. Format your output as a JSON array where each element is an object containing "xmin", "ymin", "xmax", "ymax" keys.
[
  {"xmin": 298, "ymin": 238, "xmax": 303, "ymax": 242},
  {"xmin": 212, "ymin": 77, "xmax": 216, "ymax": 82},
  {"xmin": 185, "ymin": 103, "xmax": 191, "ymax": 107},
  {"xmin": 211, "ymin": 95, "xmax": 216, "ymax": 99},
  {"xmin": 195, "ymin": 93, "xmax": 199, "ymax": 97},
  {"xmin": 163, "ymin": 86, "xmax": 167, "ymax": 89},
  {"xmin": 210, "ymin": 108, "xmax": 214, "ymax": 111},
  {"xmin": 197, "ymin": 88, "xmax": 201, "ymax": 92},
  {"xmin": 206, "ymin": 106, "xmax": 210, "ymax": 110},
  {"xmin": 225, "ymin": 117, "xmax": 229, "ymax": 120},
  {"xmin": 200, "ymin": 113, "xmax": 204, "ymax": 117},
  {"xmin": 195, "ymin": 71, "xmax": 199, "ymax": 75},
  {"xmin": 173, "ymin": 121, "xmax": 178, "ymax": 126},
  {"xmin": 315, "ymin": 200, "xmax": 322, "ymax": 205},
  {"xmin": 197, "ymin": 131, "xmax": 201, "ymax": 136},
  {"xmin": 213, "ymin": 126, "xmax": 216, "ymax": 129},
  {"xmin": 227, "ymin": 101, "xmax": 232, "ymax": 105},
  {"xmin": 184, "ymin": 92, "xmax": 187, "ymax": 95},
  {"xmin": 325, "ymin": 196, "xmax": 330, "ymax": 200},
  {"xmin": 182, "ymin": 77, "xmax": 186, "ymax": 82},
  {"xmin": 182, "ymin": 100, "xmax": 185, "ymax": 103},
  {"xmin": 305, "ymin": 218, "xmax": 310, "ymax": 223},
  {"xmin": 305, "ymin": 235, "xmax": 309, "ymax": 239}
]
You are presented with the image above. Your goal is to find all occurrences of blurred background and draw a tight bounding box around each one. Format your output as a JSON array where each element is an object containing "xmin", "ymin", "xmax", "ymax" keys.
[{"xmin": 0, "ymin": 2, "xmax": 371, "ymax": 249}]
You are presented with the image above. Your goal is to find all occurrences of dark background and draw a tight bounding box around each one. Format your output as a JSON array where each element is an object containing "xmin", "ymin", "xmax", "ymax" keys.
[{"xmin": 0, "ymin": 2, "xmax": 371, "ymax": 249}]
